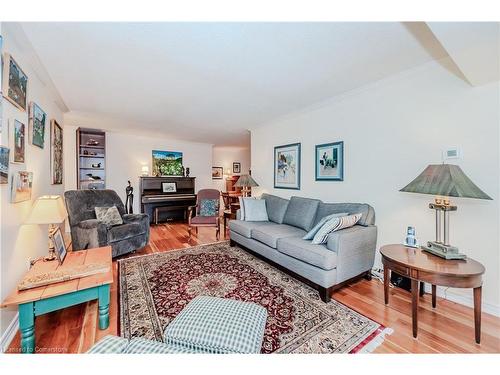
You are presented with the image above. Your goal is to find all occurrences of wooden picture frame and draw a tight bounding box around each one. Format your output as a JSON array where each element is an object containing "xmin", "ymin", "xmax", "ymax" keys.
[
  {"xmin": 0, "ymin": 146, "xmax": 10, "ymax": 184},
  {"xmin": 274, "ymin": 143, "xmax": 301, "ymax": 190},
  {"xmin": 162, "ymin": 182, "xmax": 177, "ymax": 193},
  {"xmin": 232, "ymin": 162, "xmax": 241, "ymax": 174},
  {"xmin": 212, "ymin": 166, "xmax": 223, "ymax": 180},
  {"xmin": 12, "ymin": 119, "xmax": 26, "ymax": 164},
  {"xmin": 315, "ymin": 141, "xmax": 344, "ymax": 181},
  {"xmin": 29, "ymin": 102, "xmax": 47, "ymax": 149},
  {"xmin": 2, "ymin": 53, "xmax": 28, "ymax": 112},
  {"xmin": 51, "ymin": 227, "xmax": 67, "ymax": 265},
  {"xmin": 50, "ymin": 119, "xmax": 63, "ymax": 185}
]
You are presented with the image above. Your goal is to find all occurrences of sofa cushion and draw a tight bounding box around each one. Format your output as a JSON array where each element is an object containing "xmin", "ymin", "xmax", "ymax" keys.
[
  {"xmin": 314, "ymin": 202, "xmax": 375, "ymax": 227},
  {"xmin": 261, "ymin": 194, "xmax": 289, "ymax": 224},
  {"xmin": 277, "ymin": 237, "xmax": 338, "ymax": 271},
  {"xmin": 282, "ymin": 196, "xmax": 321, "ymax": 231},
  {"xmin": 241, "ymin": 198, "xmax": 269, "ymax": 221},
  {"xmin": 164, "ymin": 296, "xmax": 268, "ymax": 354},
  {"xmin": 229, "ymin": 220, "xmax": 277, "ymax": 238},
  {"xmin": 251, "ymin": 224, "xmax": 306, "ymax": 249},
  {"xmin": 303, "ymin": 212, "xmax": 348, "ymax": 240},
  {"xmin": 312, "ymin": 213, "xmax": 362, "ymax": 245},
  {"xmin": 107, "ymin": 223, "xmax": 145, "ymax": 243}
]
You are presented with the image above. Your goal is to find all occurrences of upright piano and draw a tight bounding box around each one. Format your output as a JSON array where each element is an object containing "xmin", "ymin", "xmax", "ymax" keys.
[{"xmin": 140, "ymin": 176, "xmax": 196, "ymax": 224}]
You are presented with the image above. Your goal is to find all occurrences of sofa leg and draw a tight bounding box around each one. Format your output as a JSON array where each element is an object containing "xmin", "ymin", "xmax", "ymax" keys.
[
  {"xmin": 319, "ymin": 286, "xmax": 332, "ymax": 303},
  {"xmin": 364, "ymin": 271, "xmax": 372, "ymax": 281},
  {"xmin": 229, "ymin": 239, "xmax": 236, "ymax": 247}
]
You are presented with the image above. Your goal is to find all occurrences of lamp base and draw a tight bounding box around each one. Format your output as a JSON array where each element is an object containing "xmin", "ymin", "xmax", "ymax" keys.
[
  {"xmin": 421, "ymin": 241, "xmax": 466, "ymax": 260},
  {"xmin": 44, "ymin": 248, "xmax": 57, "ymax": 262}
]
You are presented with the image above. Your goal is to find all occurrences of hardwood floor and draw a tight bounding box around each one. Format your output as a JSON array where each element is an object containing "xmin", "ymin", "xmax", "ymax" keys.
[{"xmin": 7, "ymin": 222, "xmax": 500, "ymax": 354}]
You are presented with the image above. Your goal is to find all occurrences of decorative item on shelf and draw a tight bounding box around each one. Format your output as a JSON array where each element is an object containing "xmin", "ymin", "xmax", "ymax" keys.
[
  {"xmin": 125, "ymin": 180, "xmax": 134, "ymax": 214},
  {"xmin": 315, "ymin": 141, "xmax": 344, "ymax": 181},
  {"xmin": 29, "ymin": 102, "xmax": 46, "ymax": 149},
  {"xmin": 86, "ymin": 173, "xmax": 101, "ymax": 180},
  {"xmin": 83, "ymin": 149, "xmax": 89, "ymax": 155},
  {"xmin": 25, "ymin": 195, "xmax": 68, "ymax": 262},
  {"xmin": 11, "ymin": 171, "xmax": 33, "ymax": 203},
  {"xmin": 2, "ymin": 53, "xmax": 28, "ymax": 111},
  {"xmin": 400, "ymin": 164, "xmax": 492, "ymax": 260},
  {"xmin": 152, "ymin": 150, "xmax": 183, "ymax": 176},
  {"xmin": 12, "ymin": 119, "xmax": 25, "ymax": 163},
  {"xmin": 233, "ymin": 162, "xmax": 241, "ymax": 174},
  {"xmin": 234, "ymin": 174, "xmax": 259, "ymax": 197},
  {"xmin": 274, "ymin": 143, "xmax": 301, "ymax": 189},
  {"xmin": 50, "ymin": 119, "xmax": 63, "ymax": 185},
  {"xmin": 86, "ymin": 138, "xmax": 100, "ymax": 146},
  {"xmin": 404, "ymin": 226, "xmax": 419, "ymax": 248},
  {"xmin": 212, "ymin": 166, "xmax": 223, "ymax": 180},
  {"xmin": 141, "ymin": 165, "xmax": 149, "ymax": 176},
  {"xmin": 185, "ymin": 167, "xmax": 190, "ymax": 177},
  {"xmin": 91, "ymin": 162, "xmax": 102, "ymax": 168},
  {"xmin": 0, "ymin": 146, "xmax": 9, "ymax": 184}
]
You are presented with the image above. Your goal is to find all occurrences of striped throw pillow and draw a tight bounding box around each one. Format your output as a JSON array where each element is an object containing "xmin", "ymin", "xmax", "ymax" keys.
[{"xmin": 311, "ymin": 213, "xmax": 363, "ymax": 245}]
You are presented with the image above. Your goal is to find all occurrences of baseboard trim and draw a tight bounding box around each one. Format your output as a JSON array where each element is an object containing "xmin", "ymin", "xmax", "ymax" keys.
[{"xmin": 0, "ymin": 313, "xmax": 19, "ymax": 353}]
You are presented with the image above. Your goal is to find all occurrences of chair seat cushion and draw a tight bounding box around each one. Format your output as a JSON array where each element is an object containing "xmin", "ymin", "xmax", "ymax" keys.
[
  {"xmin": 251, "ymin": 224, "xmax": 306, "ymax": 249},
  {"xmin": 277, "ymin": 237, "xmax": 338, "ymax": 270},
  {"xmin": 107, "ymin": 223, "xmax": 145, "ymax": 243},
  {"xmin": 191, "ymin": 216, "xmax": 217, "ymax": 224},
  {"xmin": 229, "ymin": 220, "xmax": 276, "ymax": 238},
  {"xmin": 164, "ymin": 296, "xmax": 268, "ymax": 354}
]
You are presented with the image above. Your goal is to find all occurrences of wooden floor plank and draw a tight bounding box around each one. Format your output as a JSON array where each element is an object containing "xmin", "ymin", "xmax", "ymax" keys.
[{"xmin": 6, "ymin": 222, "xmax": 500, "ymax": 354}]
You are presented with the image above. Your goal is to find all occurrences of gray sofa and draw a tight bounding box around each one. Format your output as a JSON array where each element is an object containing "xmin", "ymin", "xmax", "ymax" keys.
[
  {"xmin": 229, "ymin": 194, "xmax": 377, "ymax": 302},
  {"xmin": 64, "ymin": 190, "xmax": 150, "ymax": 258}
]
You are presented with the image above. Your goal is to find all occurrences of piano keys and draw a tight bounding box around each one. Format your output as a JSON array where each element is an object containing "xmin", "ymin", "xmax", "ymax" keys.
[{"xmin": 140, "ymin": 176, "xmax": 196, "ymax": 224}]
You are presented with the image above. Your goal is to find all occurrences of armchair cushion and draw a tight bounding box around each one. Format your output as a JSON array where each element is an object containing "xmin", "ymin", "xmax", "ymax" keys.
[
  {"xmin": 108, "ymin": 223, "xmax": 146, "ymax": 243},
  {"xmin": 191, "ymin": 216, "xmax": 218, "ymax": 225},
  {"xmin": 199, "ymin": 199, "xmax": 218, "ymax": 216},
  {"xmin": 95, "ymin": 206, "xmax": 123, "ymax": 226}
]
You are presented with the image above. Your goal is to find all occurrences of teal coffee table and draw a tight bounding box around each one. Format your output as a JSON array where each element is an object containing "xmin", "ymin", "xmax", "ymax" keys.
[{"xmin": 1, "ymin": 246, "xmax": 113, "ymax": 353}]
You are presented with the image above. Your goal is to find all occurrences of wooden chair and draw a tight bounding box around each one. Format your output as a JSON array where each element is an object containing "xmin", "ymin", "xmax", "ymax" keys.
[
  {"xmin": 221, "ymin": 192, "xmax": 231, "ymax": 211},
  {"xmin": 188, "ymin": 189, "xmax": 221, "ymax": 240}
]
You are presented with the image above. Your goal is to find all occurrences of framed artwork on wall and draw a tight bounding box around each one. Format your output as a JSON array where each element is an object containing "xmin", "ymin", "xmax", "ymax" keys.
[
  {"xmin": 51, "ymin": 119, "xmax": 63, "ymax": 185},
  {"xmin": 162, "ymin": 182, "xmax": 177, "ymax": 193},
  {"xmin": 212, "ymin": 166, "xmax": 223, "ymax": 179},
  {"xmin": 233, "ymin": 162, "xmax": 241, "ymax": 174},
  {"xmin": 0, "ymin": 147, "xmax": 9, "ymax": 184},
  {"xmin": 315, "ymin": 141, "xmax": 344, "ymax": 181},
  {"xmin": 12, "ymin": 119, "xmax": 25, "ymax": 163},
  {"xmin": 29, "ymin": 102, "xmax": 47, "ymax": 149},
  {"xmin": 152, "ymin": 150, "xmax": 183, "ymax": 176},
  {"xmin": 2, "ymin": 53, "xmax": 28, "ymax": 111},
  {"xmin": 274, "ymin": 143, "xmax": 301, "ymax": 190},
  {"xmin": 11, "ymin": 171, "xmax": 33, "ymax": 203}
]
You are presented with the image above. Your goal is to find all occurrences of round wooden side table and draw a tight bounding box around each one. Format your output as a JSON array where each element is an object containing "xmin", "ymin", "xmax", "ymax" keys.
[{"xmin": 380, "ymin": 244, "xmax": 485, "ymax": 344}]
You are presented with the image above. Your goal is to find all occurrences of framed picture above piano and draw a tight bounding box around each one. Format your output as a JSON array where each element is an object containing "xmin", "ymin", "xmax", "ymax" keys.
[{"xmin": 152, "ymin": 150, "xmax": 183, "ymax": 176}]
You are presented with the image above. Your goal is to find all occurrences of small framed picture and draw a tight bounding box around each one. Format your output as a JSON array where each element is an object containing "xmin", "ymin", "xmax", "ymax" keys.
[
  {"xmin": 315, "ymin": 141, "xmax": 344, "ymax": 181},
  {"xmin": 162, "ymin": 182, "xmax": 177, "ymax": 193},
  {"xmin": 51, "ymin": 227, "xmax": 67, "ymax": 265},
  {"xmin": 212, "ymin": 166, "xmax": 223, "ymax": 179},
  {"xmin": 232, "ymin": 162, "xmax": 241, "ymax": 174}
]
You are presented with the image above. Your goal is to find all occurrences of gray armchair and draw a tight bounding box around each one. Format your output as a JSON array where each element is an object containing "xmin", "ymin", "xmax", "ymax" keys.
[{"xmin": 64, "ymin": 190, "xmax": 150, "ymax": 258}]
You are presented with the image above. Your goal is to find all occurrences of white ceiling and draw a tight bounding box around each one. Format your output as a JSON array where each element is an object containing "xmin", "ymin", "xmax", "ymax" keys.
[{"xmin": 20, "ymin": 22, "xmax": 450, "ymax": 146}]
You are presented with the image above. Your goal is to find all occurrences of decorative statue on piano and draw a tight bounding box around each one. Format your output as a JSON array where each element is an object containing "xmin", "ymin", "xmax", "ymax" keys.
[{"xmin": 125, "ymin": 180, "xmax": 134, "ymax": 214}]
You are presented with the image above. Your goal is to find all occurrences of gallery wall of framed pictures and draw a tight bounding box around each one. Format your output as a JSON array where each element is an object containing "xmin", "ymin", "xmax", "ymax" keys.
[
  {"xmin": 1, "ymin": 47, "xmax": 64, "ymax": 194},
  {"xmin": 272, "ymin": 141, "xmax": 344, "ymax": 190}
]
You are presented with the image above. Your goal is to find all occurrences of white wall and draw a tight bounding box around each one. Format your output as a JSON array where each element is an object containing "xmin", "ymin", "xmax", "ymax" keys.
[
  {"xmin": 251, "ymin": 59, "xmax": 500, "ymax": 314},
  {"xmin": 212, "ymin": 146, "xmax": 250, "ymax": 191},
  {"xmin": 1, "ymin": 24, "xmax": 66, "ymax": 344},
  {"xmin": 64, "ymin": 126, "xmax": 213, "ymax": 214}
]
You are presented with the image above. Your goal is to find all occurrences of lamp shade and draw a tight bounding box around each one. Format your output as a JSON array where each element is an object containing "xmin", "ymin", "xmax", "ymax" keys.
[
  {"xmin": 399, "ymin": 164, "xmax": 492, "ymax": 200},
  {"xmin": 234, "ymin": 174, "xmax": 259, "ymax": 188},
  {"xmin": 25, "ymin": 195, "xmax": 68, "ymax": 224},
  {"xmin": 141, "ymin": 165, "xmax": 149, "ymax": 176}
]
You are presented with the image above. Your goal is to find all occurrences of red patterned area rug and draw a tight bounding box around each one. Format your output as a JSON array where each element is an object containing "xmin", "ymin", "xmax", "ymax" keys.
[{"xmin": 119, "ymin": 241, "xmax": 391, "ymax": 353}]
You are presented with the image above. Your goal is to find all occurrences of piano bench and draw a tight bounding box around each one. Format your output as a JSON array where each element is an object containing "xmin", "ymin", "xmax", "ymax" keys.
[{"xmin": 154, "ymin": 205, "xmax": 188, "ymax": 225}]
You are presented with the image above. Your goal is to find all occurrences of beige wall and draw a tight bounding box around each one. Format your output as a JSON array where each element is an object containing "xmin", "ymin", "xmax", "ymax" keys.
[
  {"xmin": 212, "ymin": 146, "xmax": 251, "ymax": 191},
  {"xmin": 1, "ymin": 24, "xmax": 66, "ymax": 345},
  {"xmin": 251, "ymin": 59, "xmax": 500, "ymax": 315}
]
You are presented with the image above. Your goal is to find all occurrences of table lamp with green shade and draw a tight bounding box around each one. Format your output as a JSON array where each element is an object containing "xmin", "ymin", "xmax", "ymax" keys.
[
  {"xmin": 25, "ymin": 195, "xmax": 68, "ymax": 261},
  {"xmin": 234, "ymin": 174, "xmax": 259, "ymax": 197},
  {"xmin": 399, "ymin": 164, "xmax": 492, "ymax": 259}
]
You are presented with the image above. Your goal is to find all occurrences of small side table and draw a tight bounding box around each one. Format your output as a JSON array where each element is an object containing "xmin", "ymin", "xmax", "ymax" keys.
[
  {"xmin": 1, "ymin": 246, "xmax": 113, "ymax": 353},
  {"xmin": 380, "ymin": 244, "xmax": 485, "ymax": 343}
]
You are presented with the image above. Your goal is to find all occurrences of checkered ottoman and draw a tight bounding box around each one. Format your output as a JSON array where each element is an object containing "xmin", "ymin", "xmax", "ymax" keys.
[{"xmin": 164, "ymin": 296, "xmax": 268, "ymax": 354}]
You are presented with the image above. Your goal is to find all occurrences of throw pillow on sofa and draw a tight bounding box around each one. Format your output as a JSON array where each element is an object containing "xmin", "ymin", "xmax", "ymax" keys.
[
  {"xmin": 311, "ymin": 213, "xmax": 362, "ymax": 245},
  {"xmin": 302, "ymin": 212, "xmax": 348, "ymax": 240},
  {"xmin": 239, "ymin": 197, "xmax": 269, "ymax": 221},
  {"xmin": 95, "ymin": 206, "xmax": 123, "ymax": 226}
]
